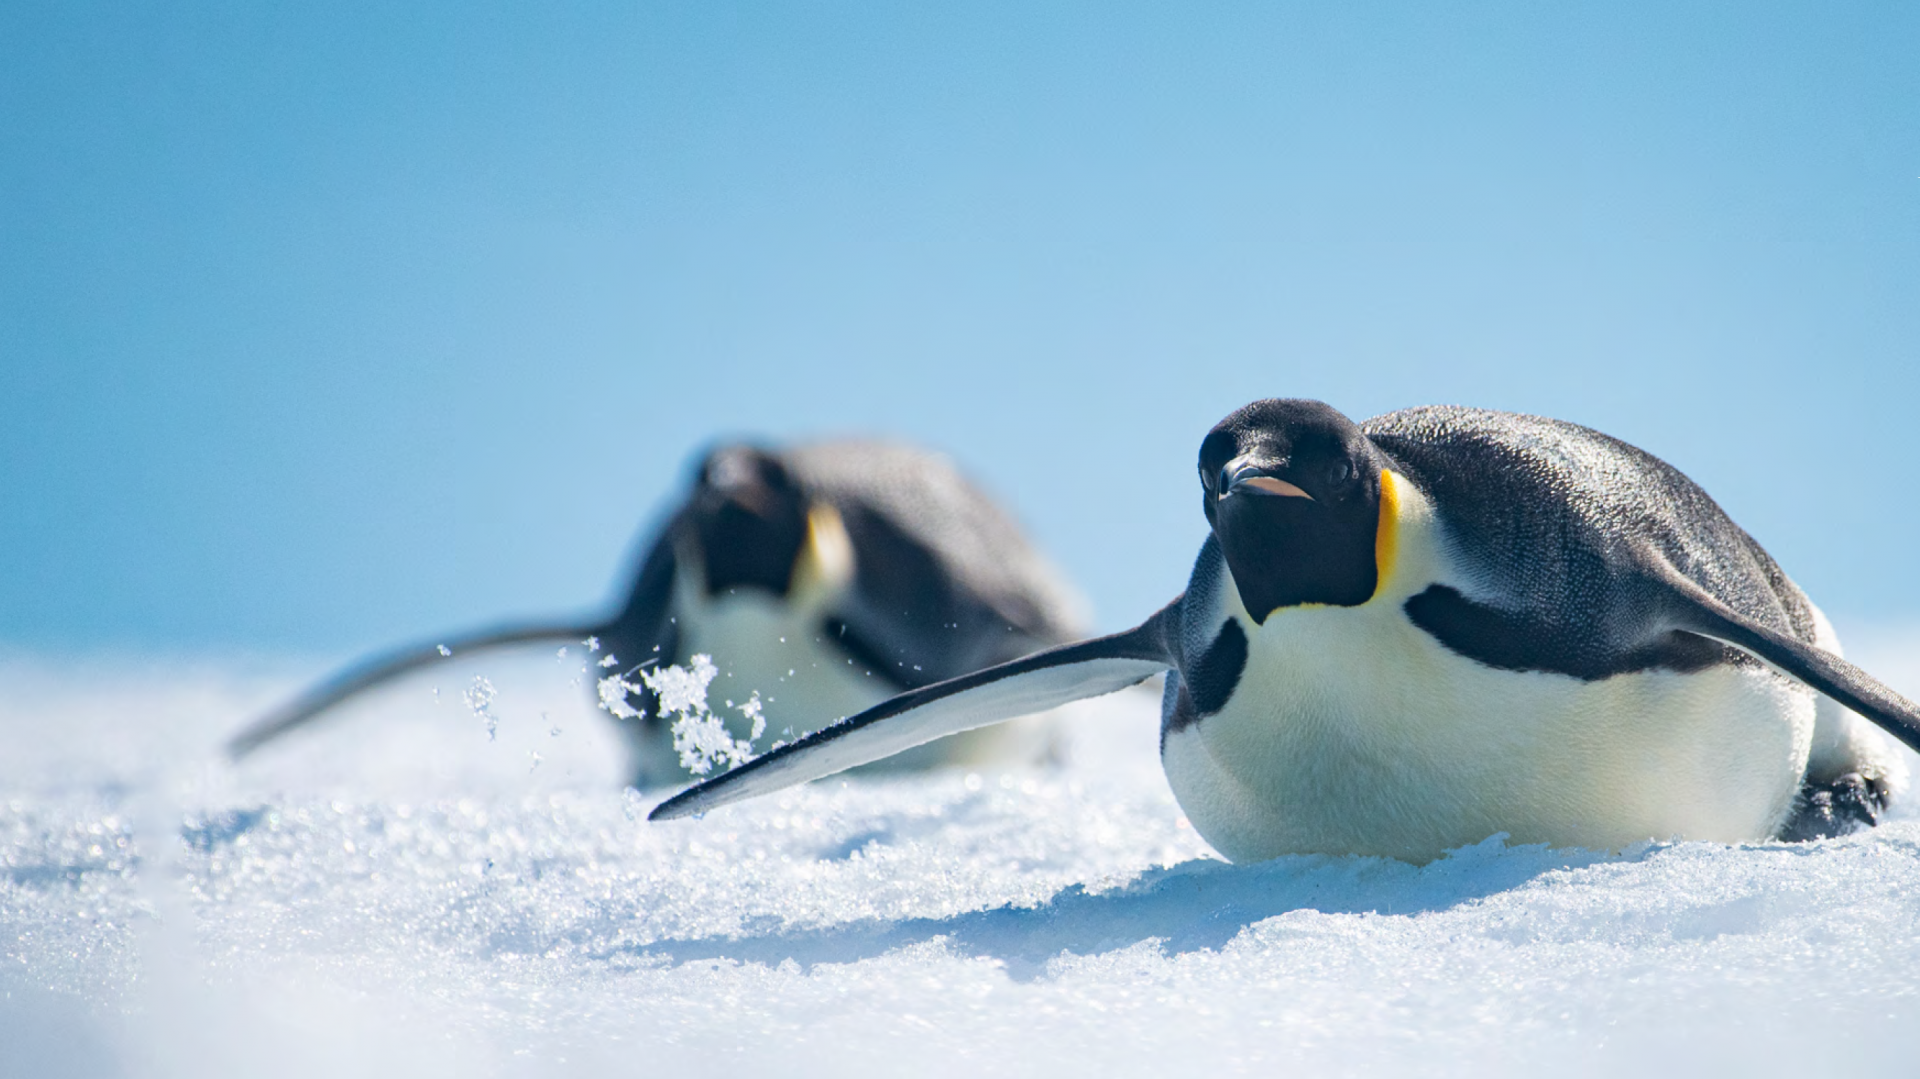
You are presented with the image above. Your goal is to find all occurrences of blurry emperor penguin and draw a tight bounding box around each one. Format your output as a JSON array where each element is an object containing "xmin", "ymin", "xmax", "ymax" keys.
[
  {"xmin": 652, "ymin": 400, "xmax": 1920, "ymax": 864},
  {"xmin": 227, "ymin": 440, "xmax": 1088, "ymax": 787}
]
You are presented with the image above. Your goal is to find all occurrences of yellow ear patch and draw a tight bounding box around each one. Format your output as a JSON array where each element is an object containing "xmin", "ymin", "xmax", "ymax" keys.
[
  {"xmin": 789, "ymin": 502, "xmax": 856, "ymax": 608},
  {"xmin": 1371, "ymin": 469, "xmax": 1401, "ymax": 602}
]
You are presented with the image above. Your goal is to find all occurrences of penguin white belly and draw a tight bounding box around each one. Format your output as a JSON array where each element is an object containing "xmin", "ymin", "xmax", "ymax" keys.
[
  {"xmin": 681, "ymin": 592, "xmax": 891, "ymax": 741},
  {"xmin": 1161, "ymin": 602, "xmax": 1817, "ymax": 864},
  {"xmin": 678, "ymin": 591, "xmax": 1060, "ymax": 773}
]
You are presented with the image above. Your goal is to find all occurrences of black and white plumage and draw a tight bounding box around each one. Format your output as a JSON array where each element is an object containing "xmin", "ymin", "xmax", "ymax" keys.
[
  {"xmin": 651, "ymin": 400, "xmax": 1918, "ymax": 864},
  {"xmin": 226, "ymin": 440, "xmax": 1086, "ymax": 787}
]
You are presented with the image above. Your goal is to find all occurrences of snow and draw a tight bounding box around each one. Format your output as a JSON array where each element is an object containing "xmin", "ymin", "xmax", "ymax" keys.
[
  {"xmin": 6, "ymin": 638, "xmax": 1920, "ymax": 1078},
  {"xmin": 640, "ymin": 655, "xmax": 764, "ymax": 776}
]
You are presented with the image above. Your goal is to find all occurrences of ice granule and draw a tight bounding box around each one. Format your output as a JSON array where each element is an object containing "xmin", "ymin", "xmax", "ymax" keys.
[
  {"xmin": 463, "ymin": 675, "xmax": 499, "ymax": 741},
  {"xmin": 642, "ymin": 655, "xmax": 718, "ymax": 717},
  {"xmin": 738, "ymin": 691, "xmax": 768, "ymax": 743},
  {"xmin": 634, "ymin": 655, "xmax": 761, "ymax": 776},
  {"xmin": 596, "ymin": 672, "xmax": 645, "ymax": 720}
]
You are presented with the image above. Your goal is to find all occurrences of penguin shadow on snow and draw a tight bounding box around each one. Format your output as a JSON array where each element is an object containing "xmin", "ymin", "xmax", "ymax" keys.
[{"xmin": 621, "ymin": 836, "xmax": 1634, "ymax": 980}]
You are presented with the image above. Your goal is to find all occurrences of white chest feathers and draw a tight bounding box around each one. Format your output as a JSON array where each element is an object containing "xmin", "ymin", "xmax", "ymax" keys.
[
  {"xmin": 660, "ymin": 506, "xmax": 1060, "ymax": 779},
  {"xmin": 677, "ymin": 589, "xmax": 1063, "ymax": 771},
  {"xmin": 676, "ymin": 588, "xmax": 892, "ymax": 745},
  {"xmin": 1160, "ymin": 473, "xmax": 1820, "ymax": 864}
]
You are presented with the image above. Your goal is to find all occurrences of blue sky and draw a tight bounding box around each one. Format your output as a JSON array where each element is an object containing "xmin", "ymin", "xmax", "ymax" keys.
[{"xmin": 2, "ymin": 2, "xmax": 1917, "ymax": 656}]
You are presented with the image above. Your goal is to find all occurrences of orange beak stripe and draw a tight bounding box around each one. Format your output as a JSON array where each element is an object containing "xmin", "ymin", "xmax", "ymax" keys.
[{"xmin": 1239, "ymin": 476, "xmax": 1313, "ymax": 499}]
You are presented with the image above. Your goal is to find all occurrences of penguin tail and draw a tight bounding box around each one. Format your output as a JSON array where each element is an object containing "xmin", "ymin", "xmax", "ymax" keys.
[
  {"xmin": 225, "ymin": 620, "xmax": 605, "ymax": 760},
  {"xmin": 648, "ymin": 601, "xmax": 1181, "ymax": 822}
]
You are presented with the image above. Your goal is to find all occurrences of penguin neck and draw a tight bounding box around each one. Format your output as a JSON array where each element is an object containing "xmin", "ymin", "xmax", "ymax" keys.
[
  {"xmin": 675, "ymin": 501, "xmax": 857, "ymax": 631},
  {"xmin": 670, "ymin": 504, "xmax": 886, "ymax": 733},
  {"xmin": 1367, "ymin": 468, "xmax": 1437, "ymax": 607}
]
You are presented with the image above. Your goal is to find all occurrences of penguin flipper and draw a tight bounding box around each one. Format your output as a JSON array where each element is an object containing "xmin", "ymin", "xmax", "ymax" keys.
[
  {"xmin": 231, "ymin": 526, "xmax": 683, "ymax": 762},
  {"xmin": 1655, "ymin": 563, "xmax": 1920, "ymax": 756},
  {"xmin": 225, "ymin": 621, "xmax": 601, "ymax": 760},
  {"xmin": 648, "ymin": 602, "xmax": 1180, "ymax": 821}
]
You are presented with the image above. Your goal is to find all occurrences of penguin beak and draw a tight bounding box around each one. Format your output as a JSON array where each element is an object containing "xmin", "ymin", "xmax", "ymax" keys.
[
  {"xmin": 1223, "ymin": 464, "xmax": 1314, "ymax": 501},
  {"xmin": 1237, "ymin": 476, "xmax": 1314, "ymax": 499}
]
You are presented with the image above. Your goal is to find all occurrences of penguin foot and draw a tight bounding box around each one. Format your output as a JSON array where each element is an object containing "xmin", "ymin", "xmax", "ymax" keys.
[{"xmin": 1777, "ymin": 772, "xmax": 1890, "ymax": 842}]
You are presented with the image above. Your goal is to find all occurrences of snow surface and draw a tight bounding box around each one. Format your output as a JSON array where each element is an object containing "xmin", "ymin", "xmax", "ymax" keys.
[{"xmin": 8, "ymin": 635, "xmax": 1920, "ymax": 1078}]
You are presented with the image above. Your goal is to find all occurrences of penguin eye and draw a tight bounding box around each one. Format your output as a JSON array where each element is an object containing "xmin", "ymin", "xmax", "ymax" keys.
[{"xmin": 1327, "ymin": 461, "xmax": 1351, "ymax": 485}]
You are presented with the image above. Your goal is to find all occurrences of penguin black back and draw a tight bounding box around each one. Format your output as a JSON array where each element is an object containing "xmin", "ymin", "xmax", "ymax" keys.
[{"xmin": 1364, "ymin": 407, "xmax": 1813, "ymax": 681}]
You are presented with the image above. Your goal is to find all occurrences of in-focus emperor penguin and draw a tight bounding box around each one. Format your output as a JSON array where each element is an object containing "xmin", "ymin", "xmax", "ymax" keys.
[
  {"xmin": 652, "ymin": 401, "xmax": 1920, "ymax": 864},
  {"xmin": 228, "ymin": 441, "xmax": 1087, "ymax": 787}
]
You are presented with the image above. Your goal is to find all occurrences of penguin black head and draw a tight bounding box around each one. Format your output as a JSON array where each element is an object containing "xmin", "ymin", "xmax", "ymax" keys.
[
  {"xmin": 689, "ymin": 444, "xmax": 813, "ymax": 597},
  {"xmin": 1198, "ymin": 399, "xmax": 1388, "ymax": 621}
]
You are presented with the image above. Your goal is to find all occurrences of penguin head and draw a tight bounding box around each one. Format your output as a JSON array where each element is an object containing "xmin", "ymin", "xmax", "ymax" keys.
[
  {"xmin": 1198, "ymin": 399, "xmax": 1389, "ymax": 621},
  {"xmin": 688, "ymin": 445, "xmax": 814, "ymax": 598}
]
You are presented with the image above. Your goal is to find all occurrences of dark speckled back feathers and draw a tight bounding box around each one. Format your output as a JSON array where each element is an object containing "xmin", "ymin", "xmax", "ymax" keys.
[{"xmin": 1363, "ymin": 406, "xmax": 1820, "ymax": 677}]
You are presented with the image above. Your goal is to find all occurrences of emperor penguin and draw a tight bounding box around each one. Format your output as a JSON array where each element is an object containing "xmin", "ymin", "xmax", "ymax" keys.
[
  {"xmin": 650, "ymin": 401, "xmax": 1920, "ymax": 864},
  {"xmin": 227, "ymin": 440, "xmax": 1087, "ymax": 787}
]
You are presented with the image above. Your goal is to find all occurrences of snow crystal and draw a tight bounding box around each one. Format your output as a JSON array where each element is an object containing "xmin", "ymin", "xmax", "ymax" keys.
[
  {"xmin": 462, "ymin": 675, "xmax": 498, "ymax": 741},
  {"xmin": 737, "ymin": 691, "xmax": 768, "ymax": 743},
  {"xmin": 641, "ymin": 654, "xmax": 716, "ymax": 716},
  {"xmin": 595, "ymin": 669, "xmax": 645, "ymax": 721},
  {"xmin": 642, "ymin": 655, "xmax": 759, "ymax": 775}
]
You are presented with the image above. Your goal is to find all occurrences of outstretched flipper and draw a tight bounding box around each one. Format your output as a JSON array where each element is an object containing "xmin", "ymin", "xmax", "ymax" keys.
[
  {"xmin": 230, "ymin": 520, "xmax": 683, "ymax": 762},
  {"xmin": 225, "ymin": 620, "xmax": 601, "ymax": 759},
  {"xmin": 649, "ymin": 603, "xmax": 1181, "ymax": 821},
  {"xmin": 1653, "ymin": 559, "xmax": 1920, "ymax": 756}
]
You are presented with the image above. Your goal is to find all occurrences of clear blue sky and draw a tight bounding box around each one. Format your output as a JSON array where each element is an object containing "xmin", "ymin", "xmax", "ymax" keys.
[{"xmin": 3, "ymin": 2, "xmax": 1917, "ymax": 657}]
